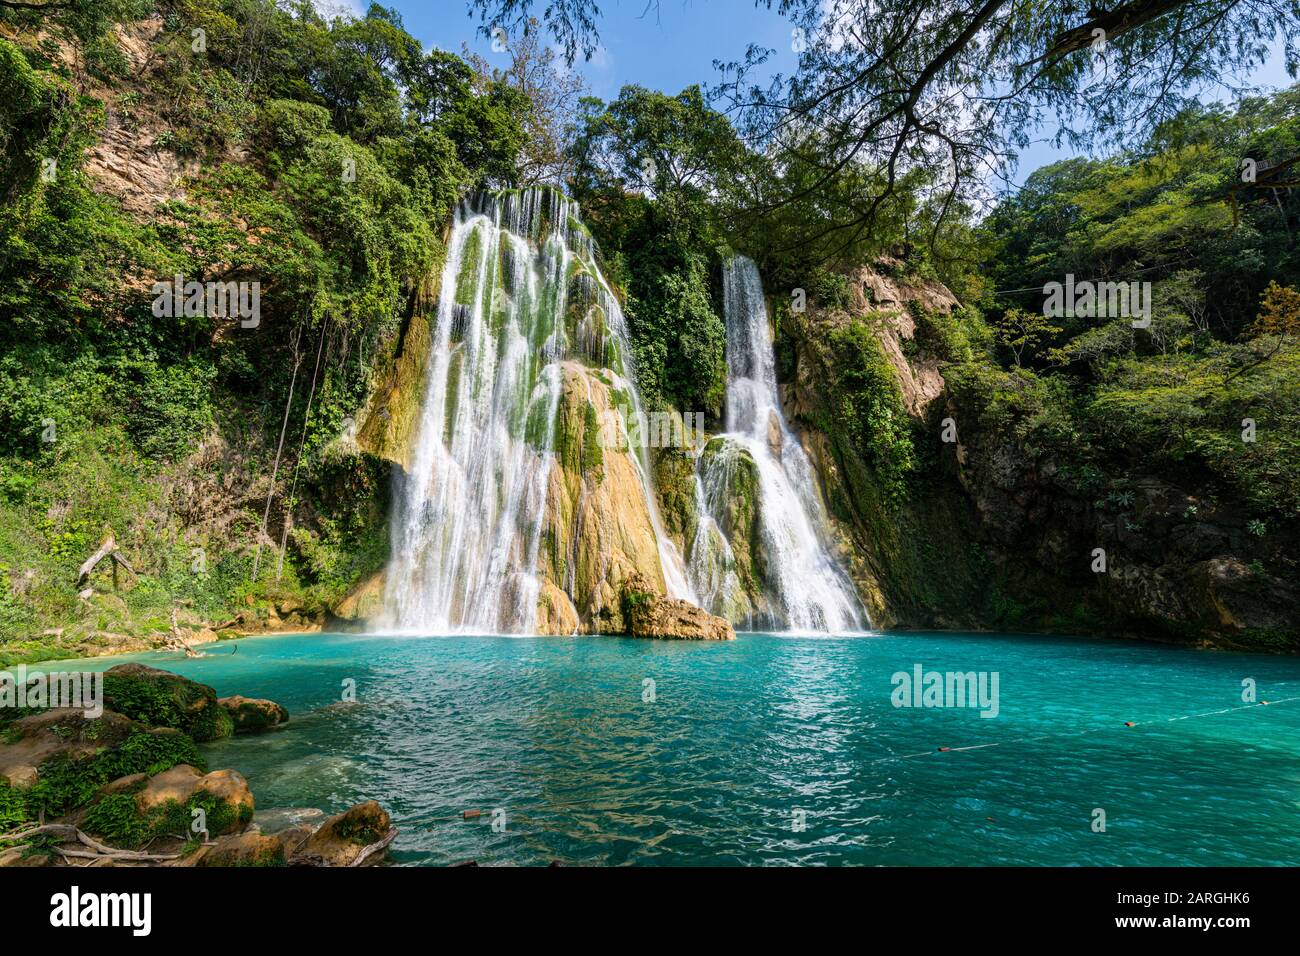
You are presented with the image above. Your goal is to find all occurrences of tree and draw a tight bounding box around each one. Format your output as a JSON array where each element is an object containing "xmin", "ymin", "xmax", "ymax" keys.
[
  {"xmin": 469, "ymin": 0, "xmax": 1300, "ymax": 257},
  {"xmin": 567, "ymin": 87, "xmax": 739, "ymax": 413},
  {"xmin": 0, "ymin": 0, "xmax": 151, "ymax": 44},
  {"xmin": 571, "ymin": 85, "xmax": 743, "ymax": 199},
  {"xmin": 463, "ymin": 18, "xmax": 587, "ymax": 186},
  {"xmin": 992, "ymin": 307, "xmax": 1061, "ymax": 367},
  {"xmin": 1228, "ymin": 279, "xmax": 1300, "ymax": 379}
]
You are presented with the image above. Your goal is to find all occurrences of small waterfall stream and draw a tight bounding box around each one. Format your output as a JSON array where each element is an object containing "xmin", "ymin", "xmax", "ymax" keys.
[{"xmin": 689, "ymin": 255, "xmax": 866, "ymax": 633}]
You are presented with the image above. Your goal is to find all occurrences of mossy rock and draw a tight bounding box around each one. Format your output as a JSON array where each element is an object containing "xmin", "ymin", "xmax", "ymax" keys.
[
  {"xmin": 103, "ymin": 663, "xmax": 234, "ymax": 742},
  {"xmin": 698, "ymin": 438, "xmax": 766, "ymax": 594},
  {"xmin": 289, "ymin": 800, "xmax": 393, "ymax": 866},
  {"xmin": 217, "ymin": 696, "xmax": 289, "ymax": 733},
  {"xmin": 81, "ymin": 765, "xmax": 254, "ymax": 851},
  {"xmin": 17, "ymin": 718, "xmax": 205, "ymax": 821}
]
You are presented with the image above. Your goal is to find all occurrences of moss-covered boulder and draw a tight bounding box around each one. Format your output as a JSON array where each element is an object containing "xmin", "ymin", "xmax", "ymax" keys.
[
  {"xmin": 218, "ymin": 696, "xmax": 289, "ymax": 733},
  {"xmin": 103, "ymin": 663, "xmax": 234, "ymax": 742},
  {"xmin": 0, "ymin": 708, "xmax": 205, "ymax": 825},
  {"xmin": 78, "ymin": 763, "xmax": 254, "ymax": 849}
]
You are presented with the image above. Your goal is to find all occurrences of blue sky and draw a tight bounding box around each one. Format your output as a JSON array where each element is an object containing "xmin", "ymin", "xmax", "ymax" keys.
[{"xmin": 386, "ymin": 1, "xmax": 1296, "ymax": 188}]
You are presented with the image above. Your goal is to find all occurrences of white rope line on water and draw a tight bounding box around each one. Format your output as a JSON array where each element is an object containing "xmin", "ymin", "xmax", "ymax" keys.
[{"xmin": 871, "ymin": 693, "xmax": 1300, "ymax": 765}]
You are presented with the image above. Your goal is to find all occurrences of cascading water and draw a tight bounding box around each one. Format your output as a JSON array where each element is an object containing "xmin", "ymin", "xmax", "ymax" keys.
[
  {"xmin": 382, "ymin": 188, "xmax": 691, "ymax": 633},
  {"xmin": 689, "ymin": 255, "xmax": 866, "ymax": 633}
]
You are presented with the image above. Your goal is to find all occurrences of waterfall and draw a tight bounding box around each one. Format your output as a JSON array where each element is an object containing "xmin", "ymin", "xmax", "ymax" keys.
[
  {"xmin": 689, "ymin": 255, "xmax": 866, "ymax": 633},
  {"xmin": 381, "ymin": 188, "xmax": 691, "ymax": 633}
]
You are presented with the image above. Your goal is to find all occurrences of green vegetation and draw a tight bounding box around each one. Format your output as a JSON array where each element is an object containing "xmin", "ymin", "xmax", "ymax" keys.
[
  {"xmin": 102, "ymin": 666, "xmax": 233, "ymax": 741},
  {"xmin": 22, "ymin": 725, "xmax": 204, "ymax": 821},
  {"xmin": 82, "ymin": 784, "xmax": 250, "ymax": 849},
  {"xmin": 0, "ymin": 1, "xmax": 531, "ymax": 660},
  {"xmin": 974, "ymin": 91, "xmax": 1300, "ymax": 522},
  {"xmin": 2, "ymin": 0, "xmax": 1298, "ymax": 651},
  {"xmin": 822, "ymin": 318, "xmax": 916, "ymax": 504},
  {"xmin": 568, "ymin": 86, "xmax": 738, "ymax": 417}
]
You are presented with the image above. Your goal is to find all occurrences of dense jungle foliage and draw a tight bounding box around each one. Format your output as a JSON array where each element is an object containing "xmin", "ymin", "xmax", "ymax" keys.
[
  {"xmin": 1, "ymin": 0, "xmax": 1298, "ymax": 659},
  {"xmin": 0, "ymin": 1, "xmax": 530, "ymax": 659}
]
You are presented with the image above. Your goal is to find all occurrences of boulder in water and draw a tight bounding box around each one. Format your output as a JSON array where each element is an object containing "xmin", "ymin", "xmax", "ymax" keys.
[
  {"xmin": 630, "ymin": 597, "xmax": 736, "ymax": 641},
  {"xmin": 218, "ymin": 695, "xmax": 289, "ymax": 732},
  {"xmin": 103, "ymin": 663, "xmax": 233, "ymax": 742},
  {"xmin": 287, "ymin": 800, "xmax": 395, "ymax": 866},
  {"xmin": 621, "ymin": 573, "xmax": 735, "ymax": 640}
]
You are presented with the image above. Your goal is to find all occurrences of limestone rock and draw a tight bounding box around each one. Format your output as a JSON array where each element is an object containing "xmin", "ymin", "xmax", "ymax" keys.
[
  {"xmin": 135, "ymin": 764, "xmax": 253, "ymax": 834},
  {"xmin": 195, "ymin": 769, "xmax": 255, "ymax": 826},
  {"xmin": 536, "ymin": 580, "xmax": 580, "ymax": 635},
  {"xmin": 356, "ymin": 274, "xmax": 439, "ymax": 469},
  {"xmin": 136, "ymin": 764, "xmax": 204, "ymax": 811},
  {"xmin": 288, "ymin": 801, "xmax": 394, "ymax": 867},
  {"xmin": 538, "ymin": 363, "xmax": 668, "ymax": 633},
  {"xmin": 628, "ymin": 597, "xmax": 735, "ymax": 640},
  {"xmin": 0, "ymin": 710, "xmax": 148, "ymax": 786},
  {"xmin": 331, "ymin": 568, "xmax": 386, "ymax": 627},
  {"xmin": 0, "ymin": 847, "xmax": 51, "ymax": 867},
  {"xmin": 187, "ymin": 830, "xmax": 285, "ymax": 868},
  {"xmin": 621, "ymin": 573, "xmax": 735, "ymax": 640}
]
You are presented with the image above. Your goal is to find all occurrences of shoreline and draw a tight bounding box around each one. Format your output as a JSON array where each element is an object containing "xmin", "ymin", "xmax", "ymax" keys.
[{"xmin": 10, "ymin": 621, "xmax": 1297, "ymax": 674}]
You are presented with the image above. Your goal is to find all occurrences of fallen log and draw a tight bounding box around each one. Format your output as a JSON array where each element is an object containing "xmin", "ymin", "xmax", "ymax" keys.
[
  {"xmin": 75, "ymin": 532, "xmax": 136, "ymax": 587},
  {"xmin": 1, "ymin": 824, "xmax": 181, "ymax": 862}
]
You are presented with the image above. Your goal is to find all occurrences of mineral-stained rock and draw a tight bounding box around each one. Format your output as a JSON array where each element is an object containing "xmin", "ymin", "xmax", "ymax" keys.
[
  {"xmin": 288, "ymin": 800, "xmax": 394, "ymax": 867},
  {"xmin": 537, "ymin": 363, "xmax": 669, "ymax": 633},
  {"xmin": 620, "ymin": 573, "xmax": 735, "ymax": 641},
  {"xmin": 217, "ymin": 695, "xmax": 289, "ymax": 733},
  {"xmin": 536, "ymin": 580, "xmax": 580, "ymax": 635}
]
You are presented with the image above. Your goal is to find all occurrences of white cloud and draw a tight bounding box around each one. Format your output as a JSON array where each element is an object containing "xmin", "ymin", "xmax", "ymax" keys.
[{"xmin": 312, "ymin": 0, "xmax": 364, "ymax": 20}]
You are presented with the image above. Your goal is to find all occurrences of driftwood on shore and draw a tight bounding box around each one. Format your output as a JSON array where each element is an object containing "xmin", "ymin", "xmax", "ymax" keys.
[
  {"xmin": 348, "ymin": 828, "xmax": 398, "ymax": 867},
  {"xmin": 75, "ymin": 532, "xmax": 136, "ymax": 587},
  {"xmin": 166, "ymin": 608, "xmax": 200, "ymax": 657},
  {"xmin": 1, "ymin": 824, "xmax": 183, "ymax": 863}
]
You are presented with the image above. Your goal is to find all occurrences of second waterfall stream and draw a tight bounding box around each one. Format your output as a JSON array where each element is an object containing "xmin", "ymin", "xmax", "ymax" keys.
[
  {"xmin": 380, "ymin": 187, "xmax": 862, "ymax": 635},
  {"xmin": 686, "ymin": 255, "xmax": 865, "ymax": 633}
]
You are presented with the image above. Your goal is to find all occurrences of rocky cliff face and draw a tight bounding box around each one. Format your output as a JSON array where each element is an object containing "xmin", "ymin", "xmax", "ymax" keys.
[
  {"xmin": 535, "ymin": 362, "xmax": 667, "ymax": 633},
  {"xmin": 776, "ymin": 261, "xmax": 1299, "ymax": 650}
]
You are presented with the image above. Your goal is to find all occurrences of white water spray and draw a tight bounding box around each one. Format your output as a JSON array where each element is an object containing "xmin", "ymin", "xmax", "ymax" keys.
[
  {"xmin": 690, "ymin": 255, "xmax": 866, "ymax": 633},
  {"xmin": 381, "ymin": 189, "xmax": 691, "ymax": 633}
]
